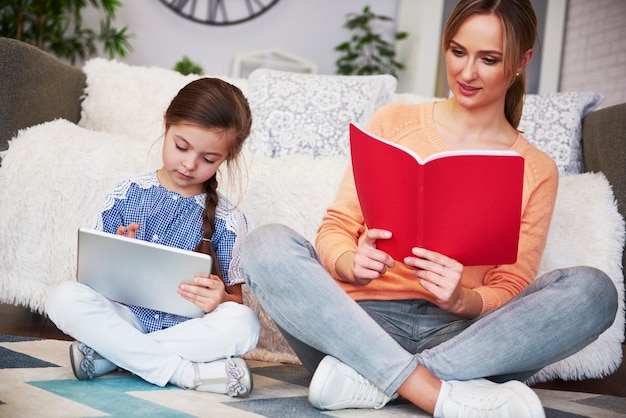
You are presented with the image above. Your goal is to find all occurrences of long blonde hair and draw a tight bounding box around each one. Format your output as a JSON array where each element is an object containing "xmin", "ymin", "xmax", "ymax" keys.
[{"xmin": 442, "ymin": 0, "xmax": 537, "ymax": 128}]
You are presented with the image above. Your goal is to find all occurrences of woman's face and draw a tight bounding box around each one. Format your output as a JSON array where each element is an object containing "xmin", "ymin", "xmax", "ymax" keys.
[
  {"xmin": 159, "ymin": 122, "xmax": 231, "ymax": 197},
  {"xmin": 445, "ymin": 13, "xmax": 513, "ymax": 110}
]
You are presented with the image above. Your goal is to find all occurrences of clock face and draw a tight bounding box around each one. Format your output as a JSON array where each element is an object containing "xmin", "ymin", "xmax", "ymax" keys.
[{"xmin": 159, "ymin": 0, "xmax": 281, "ymax": 26}]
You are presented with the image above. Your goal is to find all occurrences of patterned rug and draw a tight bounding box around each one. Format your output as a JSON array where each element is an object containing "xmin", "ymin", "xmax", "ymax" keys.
[{"xmin": 1, "ymin": 334, "xmax": 625, "ymax": 417}]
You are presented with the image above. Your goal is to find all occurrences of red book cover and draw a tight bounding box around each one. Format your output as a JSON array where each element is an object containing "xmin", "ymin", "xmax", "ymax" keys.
[{"xmin": 349, "ymin": 123, "xmax": 525, "ymax": 266}]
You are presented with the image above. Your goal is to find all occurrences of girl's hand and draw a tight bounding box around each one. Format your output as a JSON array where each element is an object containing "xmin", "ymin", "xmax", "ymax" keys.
[
  {"xmin": 350, "ymin": 228, "xmax": 396, "ymax": 286},
  {"xmin": 403, "ymin": 247, "xmax": 478, "ymax": 316},
  {"xmin": 178, "ymin": 274, "xmax": 225, "ymax": 313},
  {"xmin": 116, "ymin": 222, "xmax": 140, "ymax": 238}
]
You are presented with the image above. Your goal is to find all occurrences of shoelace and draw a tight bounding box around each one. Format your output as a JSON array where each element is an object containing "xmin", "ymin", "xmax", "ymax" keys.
[
  {"xmin": 346, "ymin": 372, "xmax": 387, "ymax": 409},
  {"xmin": 454, "ymin": 391, "xmax": 508, "ymax": 418}
]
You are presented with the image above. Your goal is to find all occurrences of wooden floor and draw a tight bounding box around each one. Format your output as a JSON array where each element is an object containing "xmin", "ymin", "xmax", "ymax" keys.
[{"xmin": 1, "ymin": 302, "xmax": 625, "ymax": 397}]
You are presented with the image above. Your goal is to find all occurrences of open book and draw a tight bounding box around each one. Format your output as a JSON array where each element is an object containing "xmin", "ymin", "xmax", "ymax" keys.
[{"xmin": 349, "ymin": 123, "xmax": 525, "ymax": 266}]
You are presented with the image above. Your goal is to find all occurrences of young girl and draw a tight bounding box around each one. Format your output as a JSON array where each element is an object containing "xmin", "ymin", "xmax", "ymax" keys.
[
  {"xmin": 240, "ymin": 0, "xmax": 617, "ymax": 416},
  {"xmin": 46, "ymin": 77, "xmax": 260, "ymax": 397}
]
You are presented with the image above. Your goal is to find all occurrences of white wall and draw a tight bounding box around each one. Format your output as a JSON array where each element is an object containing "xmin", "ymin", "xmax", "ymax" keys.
[
  {"xmin": 93, "ymin": 0, "xmax": 399, "ymax": 78},
  {"xmin": 395, "ymin": 0, "xmax": 444, "ymax": 95}
]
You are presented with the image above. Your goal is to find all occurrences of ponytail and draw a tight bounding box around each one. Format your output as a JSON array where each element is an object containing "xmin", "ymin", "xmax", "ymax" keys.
[{"xmin": 506, "ymin": 72, "xmax": 526, "ymax": 129}]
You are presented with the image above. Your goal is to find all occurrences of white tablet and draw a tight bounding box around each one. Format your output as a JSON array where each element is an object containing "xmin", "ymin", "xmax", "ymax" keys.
[{"xmin": 76, "ymin": 228, "xmax": 212, "ymax": 318}]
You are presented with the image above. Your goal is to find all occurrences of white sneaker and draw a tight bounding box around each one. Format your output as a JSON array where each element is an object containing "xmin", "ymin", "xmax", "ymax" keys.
[
  {"xmin": 308, "ymin": 355, "xmax": 396, "ymax": 410},
  {"xmin": 440, "ymin": 378, "xmax": 545, "ymax": 418}
]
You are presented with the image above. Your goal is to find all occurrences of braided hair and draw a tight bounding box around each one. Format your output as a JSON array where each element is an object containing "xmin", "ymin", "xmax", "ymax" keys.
[{"xmin": 163, "ymin": 78, "xmax": 252, "ymax": 277}]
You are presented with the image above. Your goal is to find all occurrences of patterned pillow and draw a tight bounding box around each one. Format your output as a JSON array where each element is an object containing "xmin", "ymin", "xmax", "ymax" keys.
[
  {"xmin": 519, "ymin": 91, "xmax": 604, "ymax": 175},
  {"xmin": 246, "ymin": 69, "xmax": 397, "ymax": 158}
]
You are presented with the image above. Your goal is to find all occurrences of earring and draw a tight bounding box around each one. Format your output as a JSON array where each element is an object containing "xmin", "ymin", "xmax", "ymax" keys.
[{"xmin": 515, "ymin": 72, "xmax": 520, "ymax": 77}]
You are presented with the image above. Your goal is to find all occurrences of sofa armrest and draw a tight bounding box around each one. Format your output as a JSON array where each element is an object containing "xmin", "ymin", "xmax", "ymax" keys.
[
  {"xmin": 582, "ymin": 103, "xmax": 626, "ymax": 232},
  {"xmin": 0, "ymin": 37, "xmax": 86, "ymax": 152},
  {"xmin": 582, "ymin": 102, "xmax": 626, "ymax": 336}
]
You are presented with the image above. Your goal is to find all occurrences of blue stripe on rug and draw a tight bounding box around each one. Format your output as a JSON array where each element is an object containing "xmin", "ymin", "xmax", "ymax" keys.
[{"xmin": 28, "ymin": 377, "xmax": 193, "ymax": 417}]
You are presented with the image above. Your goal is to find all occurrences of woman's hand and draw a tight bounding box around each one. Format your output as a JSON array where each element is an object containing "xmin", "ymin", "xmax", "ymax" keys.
[
  {"xmin": 404, "ymin": 247, "xmax": 480, "ymax": 317},
  {"xmin": 338, "ymin": 228, "xmax": 396, "ymax": 286},
  {"xmin": 116, "ymin": 222, "xmax": 140, "ymax": 238},
  {"xmin": 178, "ymin": 274, "xmax": 226, "ymax": 313}
]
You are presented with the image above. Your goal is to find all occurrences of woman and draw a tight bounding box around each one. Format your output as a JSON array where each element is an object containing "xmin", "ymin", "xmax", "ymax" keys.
[{"xmin": 240, "ymin": 0, "xmax": 618, "ymax": 416}]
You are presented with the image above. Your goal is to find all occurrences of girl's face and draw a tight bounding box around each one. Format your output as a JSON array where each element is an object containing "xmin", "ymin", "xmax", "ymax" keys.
[
  {"xmin": 445, "ymin": 13, "xmax": 516, "ymax": 111},
  {"xmin": 159, "ymin": 122, "xmax": 232, "ymax": 197}
]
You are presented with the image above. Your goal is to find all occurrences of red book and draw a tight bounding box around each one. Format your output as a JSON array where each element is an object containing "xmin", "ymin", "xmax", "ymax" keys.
[{"xmin": 349, "ymin": 123, "xmax": 524, "ymax": 266}]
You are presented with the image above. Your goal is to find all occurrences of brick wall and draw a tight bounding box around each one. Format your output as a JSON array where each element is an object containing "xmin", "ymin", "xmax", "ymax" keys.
[{"xmin": 560, "ymin": 0, "xmax": 626, "ymax": 108}]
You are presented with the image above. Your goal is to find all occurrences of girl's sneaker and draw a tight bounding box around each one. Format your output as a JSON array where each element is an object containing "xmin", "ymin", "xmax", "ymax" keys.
[{"xmin": 187, "ymin": 357, "xmax": 253, "ymax": 397}]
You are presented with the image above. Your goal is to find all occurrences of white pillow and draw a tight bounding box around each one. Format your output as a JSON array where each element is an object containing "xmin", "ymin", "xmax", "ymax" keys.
[
  {"xmin": 519, "ymin": 91, "xmax": 604, "ymax": 175},
  {"xmin": 245, "ymin": 68, "xmax": 397, "ymax": 158},
  {"xmin": 0, "ymin": 120, "xmax": 161, "ymax": 311},
  {"xmin": 79, "ymin": 58, "xmax": 249, "ymax": 142},
  {"xmin": 530, "ymin": 171, "xmax": 625, "ymax": 383},
  {"xmin": 220, "ymin": 150, "xmax": 349, "ymax": 244}
]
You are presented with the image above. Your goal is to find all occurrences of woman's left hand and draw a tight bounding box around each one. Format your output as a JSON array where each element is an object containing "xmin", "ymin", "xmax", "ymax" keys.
[
  {"xmin": 178, "ymin": 274, "xmax": 225, "ymax": 313},
  {"xmin": 404, "ymin": 247, "xmax": 474, "ymax": 315}
]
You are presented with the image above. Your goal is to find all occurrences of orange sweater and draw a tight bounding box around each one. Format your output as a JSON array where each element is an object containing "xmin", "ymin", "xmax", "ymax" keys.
[{"xmin": 315, "ymin": 102, "xmax": 558, "ymax": 314}]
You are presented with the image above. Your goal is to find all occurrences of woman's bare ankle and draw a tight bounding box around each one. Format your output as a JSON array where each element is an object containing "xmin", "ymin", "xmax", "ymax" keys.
[{"xmin": 397, "ymin": 364, "xmax": 442, "ymax": 414}]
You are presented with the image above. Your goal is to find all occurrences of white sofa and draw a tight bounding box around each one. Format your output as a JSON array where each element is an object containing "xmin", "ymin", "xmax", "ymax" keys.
[{"xmin": 0, "ymin": 57, "xmax": 623, "ymax": 385}]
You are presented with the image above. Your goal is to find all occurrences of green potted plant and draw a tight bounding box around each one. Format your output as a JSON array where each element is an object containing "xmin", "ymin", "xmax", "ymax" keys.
[
  {"xmin": 334, "ymin": 5, "xmax": 408, "ymax": 76},
  {"xmin": 0, "ymin": 0, "xmax": 132, "ymax": 64},
  {"xmin": 173, "ymin": 56, "xmax": 204, "ymax": 76}
]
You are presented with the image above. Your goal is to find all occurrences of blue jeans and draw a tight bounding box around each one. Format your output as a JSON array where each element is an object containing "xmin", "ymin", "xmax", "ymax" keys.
[{"xmin": 240, "ymin": 224, "xmax": 618, "ymax": 397}]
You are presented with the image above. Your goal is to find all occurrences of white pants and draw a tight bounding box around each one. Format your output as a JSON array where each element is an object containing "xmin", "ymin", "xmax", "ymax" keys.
[{"xmin": 46, "ymin": 281, "xmax": 260, "ymax": 386}]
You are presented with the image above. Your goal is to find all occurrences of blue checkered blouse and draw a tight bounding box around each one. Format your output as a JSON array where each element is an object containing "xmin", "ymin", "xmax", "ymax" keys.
[{"xmin": 93, "ymin": 171, "xmax": 248, "ymax": 333}]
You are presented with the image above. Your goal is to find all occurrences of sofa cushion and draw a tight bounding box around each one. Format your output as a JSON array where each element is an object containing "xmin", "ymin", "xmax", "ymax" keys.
[
  {"xmin": 245, "ymin": 68, "xmax": 397, "ymax": 158},
  {"xmin": 519, "ymin": 91, "xmax": 604, "ymax": 175},
  {"xmin": 79, "ymin": 58, "xmax": 248, "ymax": 142}
]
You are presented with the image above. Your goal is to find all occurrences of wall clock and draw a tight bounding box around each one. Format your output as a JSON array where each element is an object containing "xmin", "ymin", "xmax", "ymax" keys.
[{"xmin": 159, "ymin": 0, "xmax": 281, "ymax": 26}]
